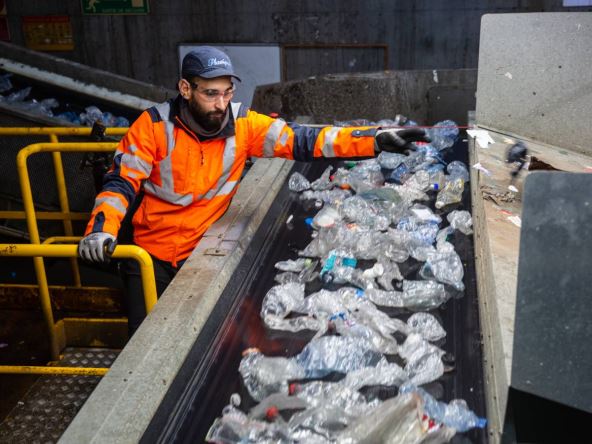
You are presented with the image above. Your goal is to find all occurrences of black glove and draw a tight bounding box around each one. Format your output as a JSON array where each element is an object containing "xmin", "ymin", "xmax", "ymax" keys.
[
  {"xmin": 78, "ymin": 232, "xmax": 117, "ymax": 264},
  {"xmin": 375, "ymin": 128, "xmax": 431, "ymax": 154}
]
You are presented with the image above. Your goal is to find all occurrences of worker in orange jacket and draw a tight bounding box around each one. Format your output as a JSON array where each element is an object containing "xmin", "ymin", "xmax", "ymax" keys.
[{"xmin": 78, "ymin": 46, "xmax": 429, "ymax": 335}]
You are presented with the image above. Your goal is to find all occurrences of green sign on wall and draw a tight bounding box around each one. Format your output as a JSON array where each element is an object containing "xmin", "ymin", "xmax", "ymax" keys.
[{"xmin": 82, "ymin": 0, "xmax": 149, "ymax": 15}]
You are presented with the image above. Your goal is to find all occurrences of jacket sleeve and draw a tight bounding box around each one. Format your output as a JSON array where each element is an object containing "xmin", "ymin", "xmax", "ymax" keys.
[
  {"xmin": 240, "ymin": 109, "xmax": 377, "ymax": 161},
  {"xmin": 84, "ymin": 111, "xmax": 159, "ymax": 236}
]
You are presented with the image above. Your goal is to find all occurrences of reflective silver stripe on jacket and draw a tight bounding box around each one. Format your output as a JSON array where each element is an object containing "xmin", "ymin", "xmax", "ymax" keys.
[
  {"xmin": 203, "ymin": 136, "xmax": 238, "ymax": 199},
  {"xmin": 94, "ymin": 196, "xmax": 127, "ymax": 215},
  {"xmin": 263, "ymin": 119, "xmax": 286, "ymax": 157},
  {"xmin": 321, "ymin": 127, "xmax": 340, "ymax": 157},
  {"xmin": 143, "ymin": 102, "xmax": 193, "ymax": 206},
  {"xmin": 118, "ymin": 146, "xmax": 152, "ymax": 177}
]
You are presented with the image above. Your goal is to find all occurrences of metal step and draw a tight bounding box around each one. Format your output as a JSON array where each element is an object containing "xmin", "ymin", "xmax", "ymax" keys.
[{"xmin": 0, "ymin": 347, "xmax": 119, "ymax": 443}]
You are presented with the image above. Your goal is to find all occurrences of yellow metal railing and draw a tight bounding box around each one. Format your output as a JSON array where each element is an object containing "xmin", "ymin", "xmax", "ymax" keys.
[
  {"xmin": 15, "ymin": 142, "xmax": 117, "ymax": 293},
  {"xmin": 0, "ymin": 132, "xmax": 158, "ymax": 377},
  {"xmin": 0, "ymin": 243, "xmax": 157, "ymax": 371},
  {"xmin": 0, "ymin": 127, "xmax": 127, "ymax": 286}
]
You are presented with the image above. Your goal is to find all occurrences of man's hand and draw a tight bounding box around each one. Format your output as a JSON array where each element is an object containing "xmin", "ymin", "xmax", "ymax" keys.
[
  {"xmin": 375, "ymin": 128, "xmax": 431, "ymax": 154},
  {"xmin": 78, "ymin": 232, "xmax": 117, "ymax": 264}
]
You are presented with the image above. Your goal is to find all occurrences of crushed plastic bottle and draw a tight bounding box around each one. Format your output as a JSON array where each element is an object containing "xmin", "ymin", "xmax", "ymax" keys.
[
  {"xmin": 206, "ymin": 403, "xmax": 293, "ymax": 443},
  {"xmin": 6, "ymin": 87, "xmax": 31, "ymax": 103},
  {"xmin": 404, "ymin": 170, "xmax": 432, "ymax": 193},
  {"xmin": 337, "ymin": 392, "xmax": 456, "ymax": 443},
  {"xmin": 300, "ymin": 189, "xmax": 352, "ymax": 206},
  {"xmin": 447, "ymin": 210, "xmax": 473, "ymax": 235},
  {"xmin": 240, "ymin": 337, "xmax": 389, "ymax": 400},
  {"xmin": 420, "ymin": 247, "xmax": 465, "ymax": 291},
  {"xmin": 362, "ymin": 280, "xmax": 449, "ymax": 311},
  {"xmin": 100, "ymin": 111, "xmax": 116, "ymax": 127},
  {"xmin": 295, "ymin": 336, "xmax": 387, "ymax": 378},
  {"xmin": 407, "ymin": 312, "xmax": 446, "ymax": 342},
  {"xmin": 347, "ymin": 163, "xmax": 385, "ymax": 193},
  {"xmin": 377, "ymin": 151, "xmax": 407, "ymax": 169},
  {"xmin": 389, "ymin": 163, "xmax": 412, "ymax": 184},
  {"xmin": 289, "ymin": 171, "xmax": 311, "ymax": 192},
  {"xmin": 330, "ymin": 311, "xmax": 399, "ymax": 354},
  {"xmin": 275, "ymin": 258, "xmax": 311, "ymax": 273},
  {"xmin": 435, "ymin": 178, "xmax": 464, "ymax": 209},
  {"xmin": 401, "ymin": 280, "xmax": 450, "ymax": 311},
  {"xmin": 400, "ymin": 383, "xmax": 487, "ymax": 433},
  {"xmin": 239, "ymin": 349, "xmax": 307, "ymax": 401},
  {"xmin": 342, "ymin": 196, "xmax": 390, "ymax": 231},
  {"xmin": 80, "ymin": 105, "xmax": 103, "ymax": 125},
  {"xmin": 261, "ymin": 283, "xmax": 305, "ymax": 318},
  {"xmin": 374, "ymin": 257, "xmax": 403, "ymax": 290},
  {"xmin": 311, "ymin": 166, "xmax": 334, "ymax": 191},
  {"xmin": 400, "ymin": 333, "xmax": 445, "ymax": 386},
  {"xmin": 248, "ymin": 392, "xmax": 308, "ymax": 420},
  {"xmin": 342, "ymin": 360, "xmax": 408, "ymax": 391},
  {"xmin": 0, "ymin": 74, "xmax": 13, "ymax": 93},
  {"xmin": 56, "ymin": 111, "xmax": 82, "ymax": 125},
  {"xmin": 114, "ymin": 116, "xmax": 130, "ymax": 127},
  {"xmin": 447, "ymin": 160, "xmax": 470, "ymax": 182},
  {"xmin": 427, "ymin": 120, "xmax": 459, "ymax": 151},
  {"xmin": 312, "ymin": 206, "xmax": 341, "ymax": 228},
  {"xmin": 397, "ymin": 217, "xmax": 440, "ymax": 247},
  {"xmin": 290, "ymin": 380, "xmax": 380, "ymax": 416}
]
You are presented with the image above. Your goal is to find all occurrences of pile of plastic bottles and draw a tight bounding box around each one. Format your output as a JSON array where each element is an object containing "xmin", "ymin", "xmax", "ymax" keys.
[
  {"xmin": 206, "ymin": 120, "xmax": 485, "ymax": 443},
  {"xmin": 0, "ymin": 73, "xmax": 129, "ymax": 127}
]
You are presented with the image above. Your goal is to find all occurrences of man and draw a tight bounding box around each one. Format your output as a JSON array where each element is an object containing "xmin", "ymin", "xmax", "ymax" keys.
[{"xmin": 78, "ymin": 46, "xmax": 429, "ymax": 335}]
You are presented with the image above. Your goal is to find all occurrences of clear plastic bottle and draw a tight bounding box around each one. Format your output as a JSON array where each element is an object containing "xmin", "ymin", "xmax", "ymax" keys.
[
  {"xmin": 427, "ymin": 120, "xmax": 459, "ymax": 151},
  {"xmin": 420, "ymin": 248, "xmax": 465, "ymax": 291},
  {"xmin": 288, "ymin": 171, "xmax": 311, "ymax": 192},
  {"xmin": 435, "ymin": 178, "xmax": 464, "ymax": 209},
  {"xmin": 239, "ymin": 350, "xmax": 306, "ymax": 401},
  {"xmin": 400, "ymin": 384, "xmax": 487, "ymax": 433},
  {"xmin": 447, "ymin": 210, "xmax": 473, "ymax": 235},
  {"xmin": 446, "ymin": 160, "xmax": 470, "ymax": 182},
  {"xmin": 311, "ymin": 166, "xmax": 334, "ymax": 191}
]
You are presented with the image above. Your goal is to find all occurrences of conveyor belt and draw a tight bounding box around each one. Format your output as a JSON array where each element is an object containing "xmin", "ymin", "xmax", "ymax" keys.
[{"xmin": 143, "ymin": 136, "xmax": 487, "ymax": 443}]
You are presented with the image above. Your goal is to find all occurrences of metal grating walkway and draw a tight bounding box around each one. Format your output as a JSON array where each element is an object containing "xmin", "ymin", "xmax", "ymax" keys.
[{"xmin": 0, "ymin": 347, "xmax": 119, "ymax": 443}]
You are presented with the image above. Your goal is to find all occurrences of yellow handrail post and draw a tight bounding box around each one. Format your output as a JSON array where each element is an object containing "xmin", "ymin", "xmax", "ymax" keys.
[
  {"xmin": 16, "ymin": 149, "xmax": 60, "ymax": 360},
  {"xmin": 16, "ymin": 143, "xmax": 119, "ymax": 360},
  {"xmin": 48, "ymin": 134, "xmax": 82, "ymax": 287}
]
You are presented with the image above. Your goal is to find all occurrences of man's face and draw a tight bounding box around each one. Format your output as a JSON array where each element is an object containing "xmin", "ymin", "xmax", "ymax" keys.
[{"xmin": 179, "ymin": 76, "xmax": 234, "ymax": 131}]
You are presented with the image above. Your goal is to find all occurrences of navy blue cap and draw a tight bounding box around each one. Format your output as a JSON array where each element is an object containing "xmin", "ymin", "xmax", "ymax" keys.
[{"xmin": 181, "ymin": 46, "xmax": 241, "ymax": 82}]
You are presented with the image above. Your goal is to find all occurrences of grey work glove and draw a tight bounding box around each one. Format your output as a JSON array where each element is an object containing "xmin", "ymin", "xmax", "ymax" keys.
[
  {"xmin": 78, "ymin": 232, "xmax": 117, "ymax": 264},
  {"xmin": 375, "ymin": 127, "xmax": 431, "ymax": 154}
]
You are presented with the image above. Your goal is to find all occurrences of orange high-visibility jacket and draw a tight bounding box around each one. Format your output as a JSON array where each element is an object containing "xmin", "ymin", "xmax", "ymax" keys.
[{"xmin": 86, "ymin": 97, "xmax": 377, "ymax": 265}]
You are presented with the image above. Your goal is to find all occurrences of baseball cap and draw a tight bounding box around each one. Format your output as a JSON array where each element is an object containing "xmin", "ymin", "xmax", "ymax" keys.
[{"xmin": 181, "ymin": 46, "xmax": 241, "ymax": 82}]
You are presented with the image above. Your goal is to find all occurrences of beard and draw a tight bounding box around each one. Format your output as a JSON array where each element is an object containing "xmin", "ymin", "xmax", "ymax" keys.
[{"xmin": 187, "ymin": 98, "xmax": 226, "ymax": 132}]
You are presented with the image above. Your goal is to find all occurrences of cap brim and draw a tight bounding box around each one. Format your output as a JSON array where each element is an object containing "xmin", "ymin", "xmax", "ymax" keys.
[{"xmin": 199, "ymin": 68, "xmax": 242, "ymax": 82}]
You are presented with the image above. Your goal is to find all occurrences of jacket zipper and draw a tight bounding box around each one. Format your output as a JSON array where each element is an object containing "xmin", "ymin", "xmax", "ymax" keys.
[{"xmin": 175, "ymin": 116, "xmax": 205, "ymax": 166}]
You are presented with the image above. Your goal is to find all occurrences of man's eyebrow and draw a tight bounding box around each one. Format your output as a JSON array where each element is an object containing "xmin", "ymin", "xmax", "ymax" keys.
[{"xmin": 203, "ymin": 85, "xmax": 233, "ymax": 92}]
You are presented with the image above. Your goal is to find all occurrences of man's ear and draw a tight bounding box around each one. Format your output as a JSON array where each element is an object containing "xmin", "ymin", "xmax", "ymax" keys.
[{"xmin": 178, "ymin": 79, "xmax": 191, "ymax": 100}]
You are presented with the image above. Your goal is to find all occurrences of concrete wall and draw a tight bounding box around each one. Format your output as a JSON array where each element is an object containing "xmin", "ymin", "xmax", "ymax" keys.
[
  {"xmin": 3, "ymin": 1, "xmax": 590, "ymax": 90},
  {"xmin": 476, "ymin": 13, "xmax": 592, "ymax": 155},
  {"xmin": 252, "ymin": 69, "xmax": 478, "ymax": 125}
]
